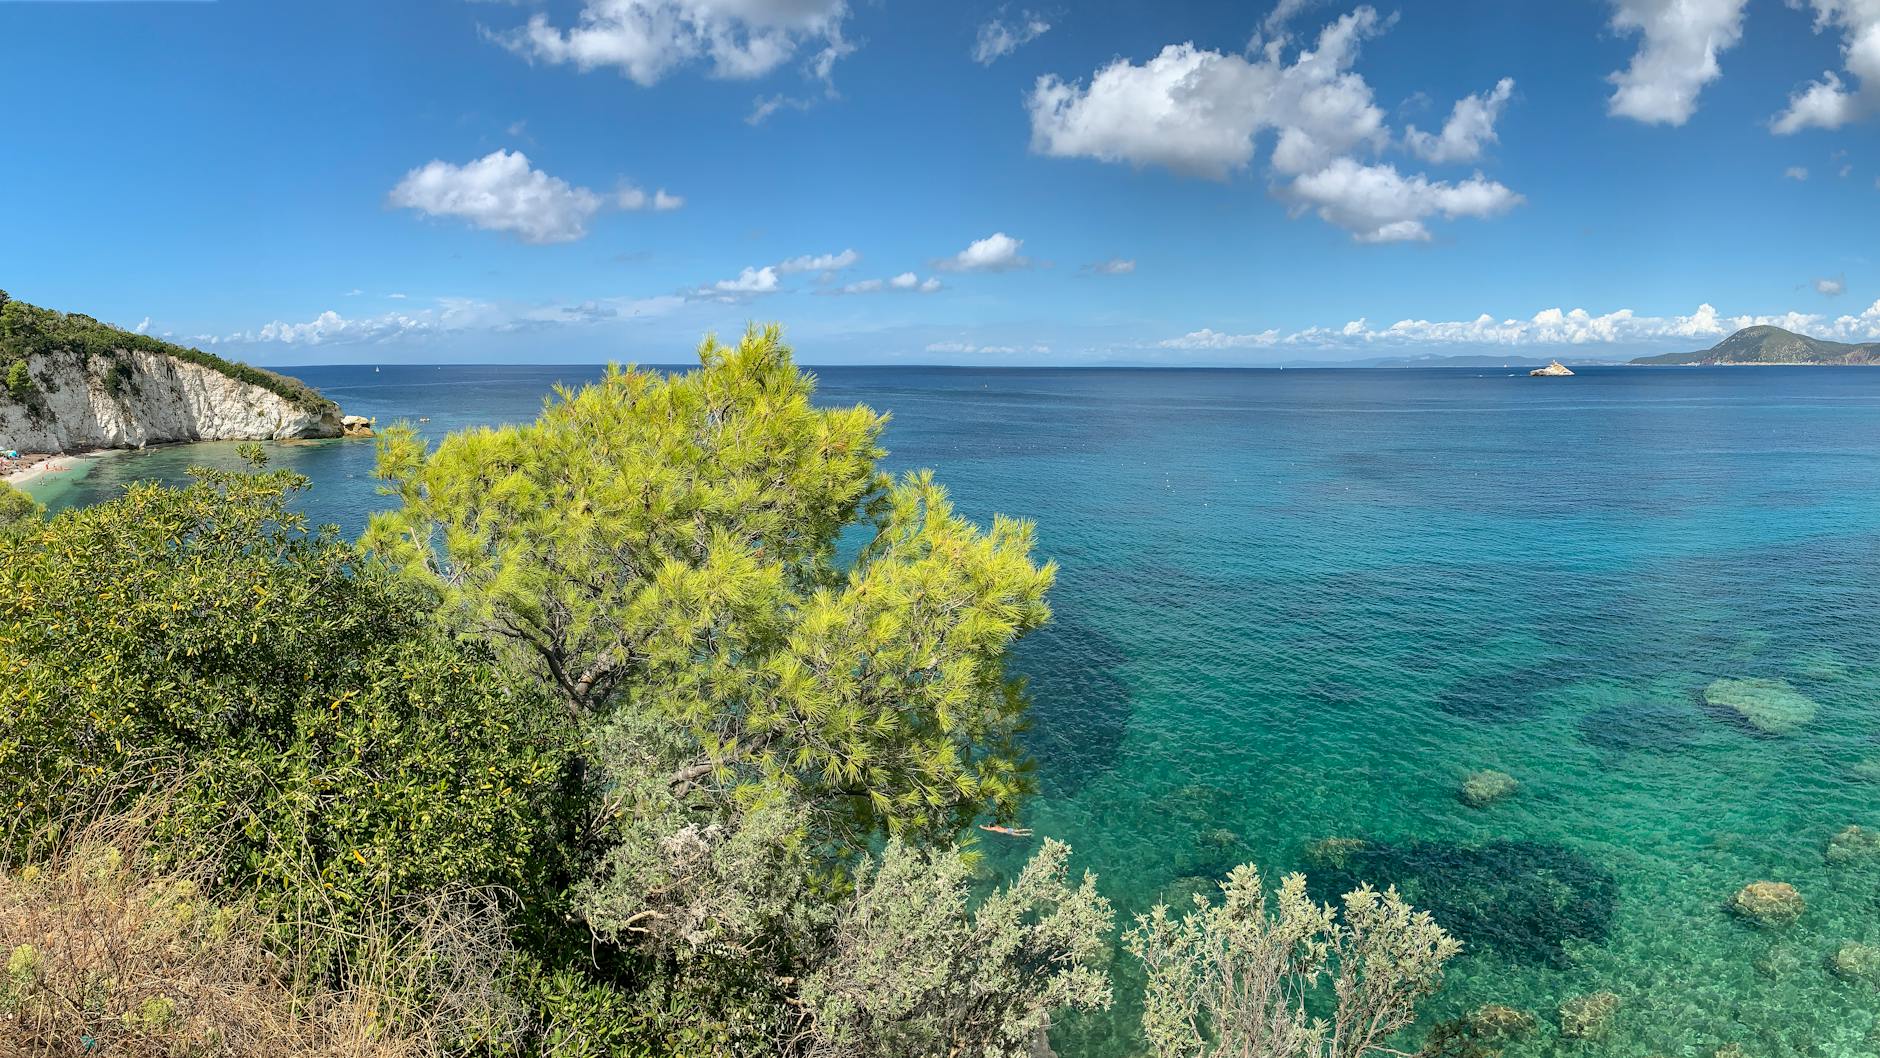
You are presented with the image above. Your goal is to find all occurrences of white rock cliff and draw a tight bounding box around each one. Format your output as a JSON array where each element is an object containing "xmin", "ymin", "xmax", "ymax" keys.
[{"xmin": 0, "ymin": 349, "xmax": 340, "ymax": 452}]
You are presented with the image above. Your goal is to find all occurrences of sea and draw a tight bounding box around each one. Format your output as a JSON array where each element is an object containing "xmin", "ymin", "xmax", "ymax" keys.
[{"xmin": 24, "ymin": 364, "xmax": 1880, "ymax": 1057}]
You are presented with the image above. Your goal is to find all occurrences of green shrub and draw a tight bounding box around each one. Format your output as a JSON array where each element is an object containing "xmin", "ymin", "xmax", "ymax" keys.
[
  {"xmin": 0, "ymin": 469, "xmax": 569, "ymax": 935},
  {"xmin": 4, "ymin": 359, "xmax": 30, "ymax": 400},
  {"xmin": 0, "ymin": 482, "xmax": 39, "ymax": 536}
]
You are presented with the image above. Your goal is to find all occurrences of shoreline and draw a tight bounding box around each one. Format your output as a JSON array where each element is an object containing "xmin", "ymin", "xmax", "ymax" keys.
[{"xmin": 3, "ymin": 451, "xmax": 98, "ymax": 489}]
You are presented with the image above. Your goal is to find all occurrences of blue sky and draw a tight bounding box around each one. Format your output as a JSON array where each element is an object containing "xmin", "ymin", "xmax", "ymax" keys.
[{"xmin": 3, "ymin": 0, "xmax": 1878, "ymax": 365}]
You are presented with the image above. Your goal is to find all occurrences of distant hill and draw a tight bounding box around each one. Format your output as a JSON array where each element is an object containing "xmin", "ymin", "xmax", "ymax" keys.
[{"xmin": 1631, "ymin": 326, "xmax": 1880, "ymax": 366}]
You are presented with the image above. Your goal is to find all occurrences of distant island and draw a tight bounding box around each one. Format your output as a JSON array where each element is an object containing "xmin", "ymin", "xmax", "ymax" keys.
[
  {"xmin": 0, "ymin": 290, "xmax": 343, "ymax": 460},
  {"xmin": 1630, "ymin": 326, "xmax": 1880, "ymax": 366}
]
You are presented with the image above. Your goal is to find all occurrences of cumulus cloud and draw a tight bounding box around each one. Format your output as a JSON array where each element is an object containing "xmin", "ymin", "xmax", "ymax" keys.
[
  {"xmin": 1283, "ymin": 158, "xmax": 1523, "ymax": 243},
  {"xmin": 133, "ymin": 317, "xmax": 151, "ymax": 334},
  {"xmin": 616, "ymin": 185, "xmax": 685, "ymax": 210},
  {"xmin": 389, "ymin": 150, "xmax": 602, "ymax": 243},
  {"xmin": 778, "ymin": 248, "xmax": 860, "ymax": 274},
  {"xmin": 1160, "ymin": 298, "xmax": 1880, "ymax": 351},
  {"xmin": 973, "ymin": 11, "xmax": 1051, "ymax": 64},
  {"xmin": 389, "ymin": 150, "xmax": 677, "ymax": 243},
  {"xmin": 938, "ymin": 232, "xmax": 1031, "ymax": 272},
  {"xmin": 1786, "ymin": 165, "xmax": 1811, "ymax": 180},
  {"xmin": 487, "ymin": 0, "xmax": 853, "ymax": 87},
  {"xmin": 1405, "ymin": 78, "xmax": 1515, "ymax": 163},
  {"xmin": 1025, "ymin": 7, "xmax": 1521, "ymax": 242},
  {"xmin": 1771, "ymin": 0, "xmax": 1880, "ymax": 133},
  {"xmin": 1084, "ymin": 258, "xmax": 1136, "ymax": 275},
  {"xmin": 1605, "ymin": 0, "xmax": 1749, "ymax": 126},
  {"xmin": 695, "ymin": 265, "xmax": 782, "ymax": 301},
  {"xmin": 1028, "ymin": 9, "xmax": 1393, "ymax": 180},
  {"xmin": 1818, "ymin": 275, "xmax": 1848, "ymax": 296},
  {"xmin": 827, "ymin": 271, "xmax": 942, "ymax": 295}
]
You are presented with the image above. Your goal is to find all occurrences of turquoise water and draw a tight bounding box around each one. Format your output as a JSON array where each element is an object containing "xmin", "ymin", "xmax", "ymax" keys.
[{"xmin": 29, "ymin": 365, "xmax": 1880, "ymax": 1056}]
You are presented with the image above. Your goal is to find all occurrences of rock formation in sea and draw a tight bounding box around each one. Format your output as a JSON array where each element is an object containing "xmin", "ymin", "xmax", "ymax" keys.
[
  {"xmin": 1529, "ymin": 360, "xmax": 1574, "ymax": 377},
  {"xmin": 0, "ymin": 294, "xmax": 342, "ymax": 453},
  {"xmin": 1703, "ymin": 678, "xmax": 1819, "ymax": 736},
  {"xmin": 1728, "ymin": 881, "xmax": 1805, "ymax": 926},
  {"xmin": 1557, "ymin": 990, "xmax": 1621, "ymax": 1039},
  {"xmin": 1459, "ymin": 768, "xmax": 1518, "ymax": 808},
  {"xmin": 1826, "ymin": 825, "xmax": 1880, "ymax": 866}
]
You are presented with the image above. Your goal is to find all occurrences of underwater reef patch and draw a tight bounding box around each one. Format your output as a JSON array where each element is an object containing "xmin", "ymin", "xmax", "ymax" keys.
[
  {"xmin": 1305, "ymin": 838, "xmax": 1618, "ymax": 968},
  {"xmin": 1576, "ymin": 700, "xmax": 1703, "ymax": 754}
]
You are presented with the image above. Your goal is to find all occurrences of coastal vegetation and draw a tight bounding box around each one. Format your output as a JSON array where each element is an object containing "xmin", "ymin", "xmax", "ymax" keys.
[
  {"xmin": 0, "ymin": 328, "xmax": 1463, "ymax": 1057},
  {"xmin": 0, "ymin": 290, "xmax": 335, "ymax": 416},
  {"xmin": 1630, "ymin": 325, "xmax": 1880, "ymax": 366}
]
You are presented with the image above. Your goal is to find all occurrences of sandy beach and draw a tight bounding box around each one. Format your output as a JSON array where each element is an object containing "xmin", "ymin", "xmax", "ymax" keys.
[{"xmin": 1, "ymin": 452, "xmax": 92, "ymax": 489}]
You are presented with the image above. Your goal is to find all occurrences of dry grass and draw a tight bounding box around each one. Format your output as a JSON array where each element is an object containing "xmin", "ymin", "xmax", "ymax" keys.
[{"xmin": 0, "ymin": 810, "xmax": 524, "ymax": 1057}]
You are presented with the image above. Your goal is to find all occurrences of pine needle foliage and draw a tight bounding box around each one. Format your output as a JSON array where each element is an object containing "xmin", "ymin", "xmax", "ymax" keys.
[{"xmin": 366, "ymin": 326, "xmax": 1055, "ymax": 844}]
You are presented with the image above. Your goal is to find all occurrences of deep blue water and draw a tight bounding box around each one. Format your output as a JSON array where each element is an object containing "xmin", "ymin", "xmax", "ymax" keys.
[{"xmin": 28, "ymin": 364, "xmax": 1880, "ymax": 1056}]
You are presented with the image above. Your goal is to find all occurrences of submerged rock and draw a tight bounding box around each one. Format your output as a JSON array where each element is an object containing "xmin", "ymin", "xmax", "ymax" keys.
[
  {"xmin": 1829, "ymin": 942, "xmax": 1880, "ymax": 985},
  {"xmin": 1464, "ymin": 1004, "xmax": 1536, "ymax": 1041},
  {"xmin": 1826, "ymin": 825, "xmax": 1880, "ymax": 866},
  {"xmin": 1729, "ymin": 881, "xmax": 1805, "ymax": 927},
  {"xmin": 1305, "ymin": 839, "xmax": 1617, "ymax": 967},
  {"xmin": 1754, "ymin": 944, "xmax": 1803, "ymax": 979},
  {"xmin": 1703, "ymin": 677, "xmax": 1819, "ymax": 735},
  {"xmin": 1577, "ymin": 701, "xmax": 1702, "ymax": 754},
  {"xmin": 1557, "ymin": 990, "xmax": 1621, "ymax": 1039},
  {"xmin": 1302, "ymin": 836, "xmax": 1368, "ymax": 870},
  {"xmin": 1155, "ymin": 874, "xmax": 1217, "ymax": 912},
  {"xmin": 1713, "ymin": 1045, "xmax": 1748, "ymax": 1058},
  {"xmin": 1849, "ymin": 757, "xmax": 1880, "ymax": 784},
  {"xmin": 1791, "ymin": 649, "xmax": 1851, "ymax": 682},
  {"xmin": 1459, "ymin": 769, "xmax": 1519, "ymax": 808}
]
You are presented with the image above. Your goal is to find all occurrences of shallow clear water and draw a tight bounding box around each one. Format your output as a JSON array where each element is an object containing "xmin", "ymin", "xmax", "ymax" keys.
[{"xmin": 30, "ymin": 365, "xmax": 1880, "ymax": 1056}]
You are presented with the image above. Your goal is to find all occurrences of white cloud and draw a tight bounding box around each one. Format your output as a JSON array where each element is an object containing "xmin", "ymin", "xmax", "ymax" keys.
[
  {"xmin": 1026, "ymin": 7, "xmax": 1521, "ymax": 241},
  {"xmin": 1261, "ymin": 0, "xmax": 1318, "ymax": 40},
  {"xmin": 1818, "ymin": 275, "xmax": 1848, "ymax": 295},
  {"xmin": 389, "ymin": 150, "xmax": 602, "ymax": 243},
  {"xmin": 1283, "ymin": 158, "xmax": 1523, "ymax": 243},
  {"xmin": 1405, "ymin": 78, "xmax": 1515, "ymax": 164},
  {"xmin": 747, "ymin": 93, "xmax": 815, "ymax": 124},
  {"xmin": 229, "ymin": 294, "xmax": 685, "ymax": 347},
  {"xmin": 1160, "ymin": 298, "xmax": 1880, "ymax": 351},
  {"xmin": 1786, "ymin": 165, "xmax": 1811, "ymax": 180},
  {"xmin": 778, "ymin": 248, "xmax": 860, "ymax": 274},
  {"xmin": 617, "ymin": 185, "xmax": 685, "ymax": 210},
  {"xmin": 1605, "ymin": 0, "xmax": 1748, "ymax": 126},
  {"xmin": 1159, "ymin": 327, "xmax": 1284, "ymax": 349},
  {"xmin": 696, "ymin": 265, "xmax": 782, "ymax": 301},
  {"xmin": 1028, "ymin": 9, "xmax": 1392, "ymax": 180},
  {"xmin": 939, "ymin": 232, "xmax": 1031, "ymax": 272},
  {"xmin": 343, "ymin": 288, "xmax": 364, "ymax": 297},
  {"xmin": 490, "ymin": 0, "xmax": 852, "ymax": 87},
  {"xmin": 924, "ymin": 341, "xmax": 1049, "ymax": 355},
  {"xmin": 828, "ymin": 271, "xmax": 942, "ymax": 295},
  {"xmin": 973, "ymin": 11, "xmax": 1051, "ymax": 64},
  {"xmin": 1084, "ymin": 257, "xmax": 1136, "ymax": 275},
  {"xmin": 389, "ymin": 150, "xmax": 677, "ymax": 243},
  {"xmin": 1771, "ymin": 0, "xmax": 1880, "ymax": 133},
  {"xmin": 133, "ymin": 316, "xmax": 151, "ymax": 334}
]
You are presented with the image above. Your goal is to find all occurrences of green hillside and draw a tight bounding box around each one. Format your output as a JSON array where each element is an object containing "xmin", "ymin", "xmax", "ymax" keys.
[
  {"xmin": 0, "ymin": 288, "xmax": 333, "ymax": 413},
  {"xmin": 1631, "ymin": 325, "xmax": 1880, "ymax": 366}
]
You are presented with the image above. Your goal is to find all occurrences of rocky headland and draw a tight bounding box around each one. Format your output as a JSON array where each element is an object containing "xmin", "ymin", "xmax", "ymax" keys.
[{"xmin": 0, "ymin": 290, "xmax": 342, "ymax": 458}]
